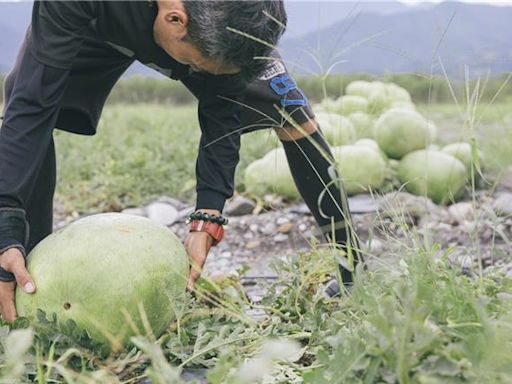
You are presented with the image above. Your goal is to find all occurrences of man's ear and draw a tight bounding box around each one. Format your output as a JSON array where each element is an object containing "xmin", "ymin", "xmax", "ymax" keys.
[{"xmin": 164, "ymin": 9, "xmax": 188, "ymax": 39}]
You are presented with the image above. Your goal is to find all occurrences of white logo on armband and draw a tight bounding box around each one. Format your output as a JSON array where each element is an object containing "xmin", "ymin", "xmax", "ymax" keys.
[{"xmin": 258, "ymin": 61, "xmax": 286, "ymax": 80}]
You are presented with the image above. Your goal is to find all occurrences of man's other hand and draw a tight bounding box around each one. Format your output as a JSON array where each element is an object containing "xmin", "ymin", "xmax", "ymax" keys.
[
  {"xmin": 184, "ymin": 231, "xmax": 214, "ymax": 292},
  {"xmin": 0, "ymin": 248, "xmax": 36, "ymax": 322}
]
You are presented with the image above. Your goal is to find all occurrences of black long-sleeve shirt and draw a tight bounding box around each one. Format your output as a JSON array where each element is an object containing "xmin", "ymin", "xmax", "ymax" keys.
[
  {"xmin": 0, "ymin": 1, "xmax": 246, "ymax": 252},
  {"xmin": 0, "ymin": 1, "xmax": 243, "ymax": 210}
]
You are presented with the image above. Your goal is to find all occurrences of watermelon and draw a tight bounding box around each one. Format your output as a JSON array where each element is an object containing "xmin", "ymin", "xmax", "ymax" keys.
[
  {"xmin": 398, "ymin": 150, "xmax": 467, "ymax": 204},
  {"xmin": 245, "ymin": 148, "xmax": 299, "ymax": 199},
  {"xmin": 332, "ymin": 145, "xmax": 388, "ymax": 195},
  {"xmin": 315, "ymin": 112, "xmax": 356, "ymax": 146},
  {"xmin": 442, "ymin": 142, "xmax": 483, "ymax": 179},
  {"xmin": 347, "ymin": 112, "xmax": 374, "ymax": 138},
  {"xmin": 338, "ymin": 95, "xmax": 368, "ymax": 115},
  {"xmin": 345, "ymin": 80, "xmax": 373, "ymax": 98},
  {"xmin": 16, "ymin": 213, "xmax": 189, "ymax": 354},
  {"xmin": 355, "ymin": 138, "xmax": 388, "ymax": 163},
  {"xmin": 374, "ymin": 108, "xmax": 433, "ymax": 159}
]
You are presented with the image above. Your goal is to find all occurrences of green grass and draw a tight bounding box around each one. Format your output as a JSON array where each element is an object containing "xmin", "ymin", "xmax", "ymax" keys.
[
  {"xmin": 417, "ymin": 102, "xmax": 512, "ymax": 173},
  {"xmin": 2, "ymin": 234, "xmax": 512, "ymax": 383},
  {"xmin": 54, "ymin": 103, "xmax": 279, "ymax": 214},
  {"xmin": 53, "ymin": 101, "xmax": 512, "ymax": 215}
]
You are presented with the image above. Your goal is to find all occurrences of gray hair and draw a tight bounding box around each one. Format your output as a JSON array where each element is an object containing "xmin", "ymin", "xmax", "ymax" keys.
[{"xmin": 182, "ymin": 0, "xmax": 287, "ymax": 82}]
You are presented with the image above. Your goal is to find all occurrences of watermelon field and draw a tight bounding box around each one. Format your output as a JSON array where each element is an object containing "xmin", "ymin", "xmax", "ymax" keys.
[{"xmin": 2, "ymin": 76, "xmax": 512, "ymax": 383}]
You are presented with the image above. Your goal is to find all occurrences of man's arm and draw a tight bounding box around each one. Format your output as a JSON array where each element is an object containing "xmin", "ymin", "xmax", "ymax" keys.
[
  {"xmin": 182, "ymin": 72, "xmax": 244, "ymax": 213},
  {"xmin": 181, "ymin": 73, "xmax": 244, "ymax": 290},
  {"xmin": 0, "ymin": 1, "xmax": 96, "ymax": 321},
  {"xmin": 0, "ymin": 52, "xmax": 70, "ymax": 269}
]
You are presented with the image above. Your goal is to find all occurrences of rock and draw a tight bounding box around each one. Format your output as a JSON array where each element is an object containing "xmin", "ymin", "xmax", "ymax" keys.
[
  {"xmin": 261, "ymin": 223, "xmax": 276, "ymax": 235},
  {"xmin": 378, "ymin": 192, "xmax": 439, "ymax": 221},
  {"xmin": 448, "ymin": 202, "xmax": 475, "ymax": 225},
  {"xmin": 347, "ymin": 194, "xmax": 378, "ymax": 214},
  {"xmin": 289, "ymin": 204, "xmax": 310, "ymax": 215},
  {"xmin": 121, "ymin": 207, "xmax": 146, "ymax": 217},
  {"xmin": 155, "ymin": 196, "xmax": 189, "ymax": 210},
  {"xmin": 224, "ymin": 196, "xmax": 256, "ymax": 216},
  {"xmin": 273, "ymin": 233, "xmax": 289, "ymax": 243},
  {"xmin": 277, "ymin": 223, "xmax": 294, "ymax": 233},
  {"xmin": 246, "ymin": 240, "xmax": 261, "ymax": 250},
  {"xmin": 365, "ymin": 238, "xmax": 384, "ymax": 254},
  {"xmin": 176, "ymin": 207, "xmax": 195, "ymax": 222},
  {"xmin": 276, "ymin": 217, "xmax": 290, "ymax": 226},
  {"xmin": 146, "ymin": 202, "xmax": 179, "ymax": 226},
  {"xmin": 493, "ymin": 193, "xmax": 512, "ymax": 217}
]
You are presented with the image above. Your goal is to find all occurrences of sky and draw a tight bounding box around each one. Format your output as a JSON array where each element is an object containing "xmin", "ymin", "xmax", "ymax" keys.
[{"xmin": 398, "ymin": 0, "xmax": 512, "ymax": 5}]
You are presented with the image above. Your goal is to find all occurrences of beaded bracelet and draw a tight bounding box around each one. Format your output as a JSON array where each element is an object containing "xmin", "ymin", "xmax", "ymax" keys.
[{"xmin": 187, "ymin": 211, "xmax": 229, "ymax": 226}]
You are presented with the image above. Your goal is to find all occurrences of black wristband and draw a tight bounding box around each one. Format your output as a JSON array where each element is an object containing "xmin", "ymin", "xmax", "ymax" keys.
[
  {"xmin": 187, "ymin": 211, "xmax": 228, "ymax": 226},
  {"xmin": 0, "ymin": 209, "xmax": 29, "ymax": 282}
]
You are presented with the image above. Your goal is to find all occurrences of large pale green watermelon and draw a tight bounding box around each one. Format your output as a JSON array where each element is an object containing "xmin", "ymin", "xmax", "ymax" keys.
[
  {"xmin": 315, "ymin": 112, "xmax": 356, "ymax": 146},
  {"xmin": 367, "ymin": 82, "xmax": 412, "ymax": 115},
  {"xmin": 374, "ymin": 108, "xmax": 433, "ymax": 159},
  {"xmin": 390, "ymin": 100, "xmax": 416, "ymax": 111},
  {"xmin": 398, "ymin": 150, "xmax": 467, "ymax": 204},
  {"xmin": 16, "ymin": 213, "xmax": 189, "ymax": 354},
  {"xmin": 244, "ymin": 158, "xmax": 270, "ymax": 197},
  {"xmin": 345, "ymin": 80, "xmax": 373, "ymax": 98},
  {"xmin": 367, "ymin": 82, "xmax": 391, "ymax": 115},
  {"xmin": 338, "ymin": 95, "xmax": 368, "ymax": 115},
  {"xmin": 355, "ymin": 138, "xmax": 388, "ymax": 163},
  {"xmin": 386, "ymin": 83, "xmax": 412, "ymax": 103},
  {"xmin": 347, "ymin": 112, "xmax": 374, "ymax": 138},
  {"xmin": 332, "ymin": 145, "xmax": 388, "ymax": 195},
  {"xmin": 317, "ymin": 98, "xmax": 341, "ymax": 113},
  {"xmin": 245, "ymin": 148, "xmax": 299, "ymax": 199},
  {"xmin": 441, "ymin": 142, "xmax": 483, "ymax": 179}
]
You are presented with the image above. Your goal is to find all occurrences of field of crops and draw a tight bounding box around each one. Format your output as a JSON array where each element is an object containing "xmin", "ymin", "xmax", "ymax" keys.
[
  {"xmin": 50, "ymin": 99, "xmax": 512, "ymax": 215},
  {"xmin": 1, "ymin": 84, "xmax": 512, "ymax": 382}
]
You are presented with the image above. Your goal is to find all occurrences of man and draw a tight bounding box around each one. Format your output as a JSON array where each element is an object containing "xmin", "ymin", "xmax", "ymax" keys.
[{"xmin": 0, "ymin": 0, "xmax": 360, "ymax": 322}]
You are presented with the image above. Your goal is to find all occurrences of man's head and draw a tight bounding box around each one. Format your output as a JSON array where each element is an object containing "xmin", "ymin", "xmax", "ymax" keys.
[{"xmin": 154, "ymin": 0, "xmax": 287, "ymax": 81}]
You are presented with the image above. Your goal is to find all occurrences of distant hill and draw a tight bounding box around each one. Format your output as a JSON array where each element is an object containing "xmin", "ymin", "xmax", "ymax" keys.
[
  {"xmin": 280, "ymin": 1, "xmax": 512, "ymax": 76},
  {"xmin": 284, "ymin": 1, "xmax": 418, "ymax": 39},
  {"xmin": 1, "ymin": 1, "xmax": 510, "ymax": 77}
]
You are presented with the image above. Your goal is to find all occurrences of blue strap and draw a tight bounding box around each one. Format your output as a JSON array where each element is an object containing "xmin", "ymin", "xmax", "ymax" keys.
[
  {"xmin": 281, "ymin": 89, "xmax": 308, "ymax": 107},
  {"xmin": 270, "ymin": 75, "xmax": 308, "ymax": 107},
  {"xmin": 270, "ymin": 75, "xmax": 297, "ymax": 96}
]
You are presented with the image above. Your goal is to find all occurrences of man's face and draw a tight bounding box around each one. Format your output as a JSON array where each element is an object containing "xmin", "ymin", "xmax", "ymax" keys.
[{"xmin": 154, "ymin": 0, "xmax": 240, "ymax": 76}]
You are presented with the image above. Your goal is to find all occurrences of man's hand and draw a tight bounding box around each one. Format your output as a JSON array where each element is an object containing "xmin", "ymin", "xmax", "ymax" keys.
[
  {"xmin": 0, "ymin": 248, "xmax": 36, "ymax": 322},
  {"xmin": 184, "ymin": 208, "xmax": 220, "ymax": 292},
  {"xmin": 184, "ymin": 231, "xmax": 214, "ymax": 292}
]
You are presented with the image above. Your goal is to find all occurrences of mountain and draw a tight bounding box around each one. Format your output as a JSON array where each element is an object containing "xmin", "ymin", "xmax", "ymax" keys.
[
  {"xmin": 280, "ymin": 1, "xmax": 512, "ymax": 76},
  {"xmin": 1, "ymin": 1, "xmax": 510, "ymax": 76},
  {"xmin": 284, "ymin": 1, "xmax": 418, "ymax": 39}
]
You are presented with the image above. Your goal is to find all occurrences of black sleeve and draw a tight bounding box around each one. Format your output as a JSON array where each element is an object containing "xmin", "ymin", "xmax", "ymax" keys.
[
  {"xmin": 0, "ymin": 50, "xmax": 71, "ymax": 256},
  {"xmin": 0, "ymin": 1, "xmax": 95, "ymax": 259},
  {"xmin": 181, "ymin": 73, "xmax": 246, "ymax": 212}
]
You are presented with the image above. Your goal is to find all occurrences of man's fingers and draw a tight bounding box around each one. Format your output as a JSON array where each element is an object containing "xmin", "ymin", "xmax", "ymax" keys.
[
  {"xmin": 187, "ymin": 262, "xmax": 203, "ymax": 292},
  {"xmin": 0, "ymin": 248, "xmax": 36, "ymax": 294},
  {"xmin": 0, "ymin": 282, "xmax": 17, "ymax": 322},
  {"xmin": 12, "ymin": 266, "xmax": 35, "ymax": 294},
  {"xmin": 184, "ymin": 231, "xmax": 214, "ymax": 292}
]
